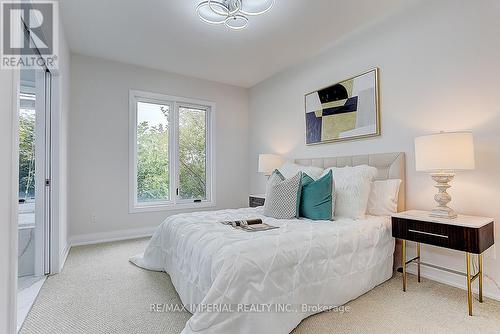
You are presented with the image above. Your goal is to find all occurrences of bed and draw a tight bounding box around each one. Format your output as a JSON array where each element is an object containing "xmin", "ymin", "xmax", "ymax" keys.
[{"xmin": 131, "ymin": 152, "xmax": 406, "ymax": 334}]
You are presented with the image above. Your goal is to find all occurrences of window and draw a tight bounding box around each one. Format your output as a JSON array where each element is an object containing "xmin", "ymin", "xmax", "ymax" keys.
[{"xmin": 129, "ymin": 90, "xmax": 215, "ymax": 212}]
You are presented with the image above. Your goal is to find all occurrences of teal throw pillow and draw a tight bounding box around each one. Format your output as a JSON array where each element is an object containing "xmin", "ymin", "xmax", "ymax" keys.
[{"xmin": 299, "ymin": 170, "xmax": 333, "ymax": 220}]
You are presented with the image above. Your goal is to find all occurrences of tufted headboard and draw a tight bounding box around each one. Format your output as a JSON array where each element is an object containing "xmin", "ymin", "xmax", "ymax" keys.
[
  {"xmin": 295, "ymin": 152, "xmax": 405, "ymax": 271},
  {"xmin": 294, "ymin": 152, "xmax": 406, "ymax": 212}
]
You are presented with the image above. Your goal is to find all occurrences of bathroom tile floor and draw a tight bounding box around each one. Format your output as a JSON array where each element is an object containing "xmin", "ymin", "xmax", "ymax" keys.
[{"xmin": 17, "ymin": 276, "xmax": 46, "ymax": 332}]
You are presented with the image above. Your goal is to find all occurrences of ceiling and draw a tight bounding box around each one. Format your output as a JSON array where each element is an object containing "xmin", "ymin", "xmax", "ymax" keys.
[{"xmin": 60, "ymin": 0, "xmax": 414, "ymax": 87}]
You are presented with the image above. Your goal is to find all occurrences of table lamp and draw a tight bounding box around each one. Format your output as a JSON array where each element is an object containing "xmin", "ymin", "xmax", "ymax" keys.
[
  {"xmin": 258, "ymin": 154, "xmax": 283, "ymax": 177},
  {"xmin": 415, "ymin": 131, "xmax": 475, "ymax": 219}
]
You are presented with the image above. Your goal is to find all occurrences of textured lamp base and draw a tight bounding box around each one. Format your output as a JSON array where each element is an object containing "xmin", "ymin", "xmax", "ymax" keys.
[
  {"xmin": 430, "ymin": 173, "xmax": 457, "ymax": 219},
  {"xmin": 431, "ymin": 207, "xmax": 458, "ymax": 219}
]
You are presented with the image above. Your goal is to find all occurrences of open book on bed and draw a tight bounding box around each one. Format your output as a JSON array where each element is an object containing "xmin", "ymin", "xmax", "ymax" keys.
[{"xmin": 220, "ymin": 219, "xmax": 278, "ymax": 232}]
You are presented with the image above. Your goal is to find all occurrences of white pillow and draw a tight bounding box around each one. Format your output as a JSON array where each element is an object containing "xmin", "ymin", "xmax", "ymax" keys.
[
  {"xmin": 279, "ymin": 161, "xmax": 324, "ymax": 180},
  {"xmin": 367, "ymin": 179, "xmax": 402, "ymax": 216},
  {"xmin": 322, "ymin": 165, "xmax": 378, "ymax": 219}
]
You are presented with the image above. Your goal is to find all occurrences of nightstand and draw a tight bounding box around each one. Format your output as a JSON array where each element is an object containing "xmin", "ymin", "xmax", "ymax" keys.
[
  {"xmin": 392, "ymin": 210, "xmax": 494, "ymax": 316},
  {"xmin": 249, "ymin": 194, "xmax": 265, "ymax": 208}
]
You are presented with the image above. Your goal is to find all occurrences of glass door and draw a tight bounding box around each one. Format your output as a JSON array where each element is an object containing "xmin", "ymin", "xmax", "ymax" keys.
[
  {"xmin": 17, "ymin": 67, "xmax": 52, "ymax": 331},
  {"xmin": 18, "ymin": 68, "xmax": 51, "ymax": 280},
  {"xmin": 16, "ymin": 16, "xmax": 54, "ymax": 331}
]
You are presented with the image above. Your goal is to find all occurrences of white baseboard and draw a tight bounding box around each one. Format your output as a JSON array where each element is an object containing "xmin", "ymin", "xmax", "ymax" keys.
[
  {"xmin": 406, "ymin": 264, "xmax": 500, "ymax": 302},
  {"xmin": 70, "ymin": 226, "xmax": 156, "ymax": 247}
]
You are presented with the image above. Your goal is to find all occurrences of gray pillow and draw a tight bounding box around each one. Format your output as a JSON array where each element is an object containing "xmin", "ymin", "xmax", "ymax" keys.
[{"xmin": 263, "ymin": 170, "xmax": 302, "ymax": 219}]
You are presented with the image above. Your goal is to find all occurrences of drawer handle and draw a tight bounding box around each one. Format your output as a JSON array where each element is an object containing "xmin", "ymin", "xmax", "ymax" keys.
[{"xmin": 408, "ymin": 229, "xmax": 449, "ymax": 239}]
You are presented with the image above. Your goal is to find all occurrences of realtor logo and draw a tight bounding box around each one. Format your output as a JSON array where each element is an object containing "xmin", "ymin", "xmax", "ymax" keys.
[{"xmin": 1, "ymin": 0, "xmax": 58, "ymax": 69}]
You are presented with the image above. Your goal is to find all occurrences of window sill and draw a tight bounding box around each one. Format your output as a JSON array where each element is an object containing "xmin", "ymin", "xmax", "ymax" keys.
[{"xmin": 129, "ymin": 201, "xmax": 216, "ymax": 214}]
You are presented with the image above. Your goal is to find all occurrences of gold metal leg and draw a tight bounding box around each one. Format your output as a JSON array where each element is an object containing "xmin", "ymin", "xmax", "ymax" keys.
[
  {"xmin": 466, "ymin": 252, "xmax": 473, "ymax": 316},
  {"xmin": 402, "ymin": 240, "xmax": 407, "ymax": 292},
  {"xmin": 417, "ymin": 243, "xmax": 421, "ymax": 283},
  {"xmin": 479, "ymin": 253, "xmax": 483, "ymax": 303}
]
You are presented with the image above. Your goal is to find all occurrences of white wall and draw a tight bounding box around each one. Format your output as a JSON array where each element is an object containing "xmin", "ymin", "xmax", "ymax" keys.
[
  {"xmin": 0, "ymin": 69, "xmax": 17, "ymax": 334},
  {"xmin": 69, "ymin": 54, "xmax": 249, "ymax": 241},
  {"xmin": 249, "ymin": 0, "xmax": 500, "ymax": 299}
]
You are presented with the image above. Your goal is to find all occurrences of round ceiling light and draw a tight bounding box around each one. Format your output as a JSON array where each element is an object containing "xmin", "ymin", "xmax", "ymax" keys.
[
  {"xmin": 239, "ymin": 0, "xmax": 274, "ymax": 16},
  {"xmin": 197, "ymin": 1, "xmax": 228, "ymax": 24},
  {"xmin": 209, "ymin": 0, "xmax": 240, "ymax": 16},
  {"xmin": 197, "ymin": 0, "xmax": 274, "ymax": 30},
  {"xmin": 225, "ymin": 15, "xmax": 248, "ymax": 30}
]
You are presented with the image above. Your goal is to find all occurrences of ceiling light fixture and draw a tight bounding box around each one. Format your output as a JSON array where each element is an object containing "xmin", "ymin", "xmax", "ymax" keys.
[{"xmin": 197, "ymin": 0, "xmax": 274, "ymax": 30}]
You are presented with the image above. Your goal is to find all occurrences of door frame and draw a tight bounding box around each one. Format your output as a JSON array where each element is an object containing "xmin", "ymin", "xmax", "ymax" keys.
[
  {"xmin": 49, "ymin": 67, "xmax": 63, "ymax": 275},
  {"xmin": 9, "ymin": 68, "xmax": 63, "ymax": 334},
  {"xmin": 32, "ymin": 69, "xmax": 50, "ymax": 277},
  {"xmin": 10, "ymin": 71, "xmax": 63, "ymax": 333},
  {"xmin": 7, "ymin": 1, "xmax": 63, "ymax": 331},
  {"xmin": 8, "ymin": 67, "xmax": 21, "ymax": 334}
]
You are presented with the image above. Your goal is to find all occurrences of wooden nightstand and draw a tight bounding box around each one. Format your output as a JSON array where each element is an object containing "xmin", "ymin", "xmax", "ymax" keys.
[
  {"xmin": 249, "ymin": 194, "xmax": 265, "ymax": 208},
  {"xmin": 392, "ymin": 210, "xmax": 494, "ymax": 316}
]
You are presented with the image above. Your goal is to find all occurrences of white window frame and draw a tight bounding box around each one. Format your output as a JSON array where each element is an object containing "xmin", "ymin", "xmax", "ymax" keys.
[{"xmin": 129, "ymin": 90, "xmax": 216, "ymax": 213}]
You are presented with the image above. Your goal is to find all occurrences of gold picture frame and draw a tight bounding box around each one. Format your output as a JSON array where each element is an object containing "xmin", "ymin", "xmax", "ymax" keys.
[{"xmin": 304, "ymin": 68, "xmax": 380, "ymax": 145}]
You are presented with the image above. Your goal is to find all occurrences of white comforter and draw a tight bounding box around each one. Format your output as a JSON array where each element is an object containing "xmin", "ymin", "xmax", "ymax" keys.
[{"xmin": 130, "ymin": 207, "xmax": 395, "ymax": 334}]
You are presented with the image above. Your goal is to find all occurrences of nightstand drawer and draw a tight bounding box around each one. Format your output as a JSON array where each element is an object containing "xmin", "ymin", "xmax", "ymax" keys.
[
  {"xmin": 249, "ymin": 196, "xmax": 265, "ymax": 208},
  {"xmin": 393, "ymin": 217, "xmax": 453, "ymax": 248},
  {"xmin": 392, "ymin": 217, "xmax": 494, "ymax": 254}
]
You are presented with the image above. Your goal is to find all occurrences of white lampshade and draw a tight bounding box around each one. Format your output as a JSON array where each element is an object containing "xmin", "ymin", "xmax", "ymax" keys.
[
  {"xmin": 258, "ymin": 154, "xmax": 283, "ymax": 175},
  {"xmin": 415, "ymin": 132, "xmax": 475, "ymax": 172}
]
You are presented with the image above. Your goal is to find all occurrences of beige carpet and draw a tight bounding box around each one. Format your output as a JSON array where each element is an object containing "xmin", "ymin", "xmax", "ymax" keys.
[{"xmin": 20, "ymin": 238, "xmax": 500, "ymax": 334}]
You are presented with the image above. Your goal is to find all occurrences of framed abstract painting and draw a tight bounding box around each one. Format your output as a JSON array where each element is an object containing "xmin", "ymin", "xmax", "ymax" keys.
[{"xmin": 304, "ymin": 68, "xmax": 380, "ymax": 145}]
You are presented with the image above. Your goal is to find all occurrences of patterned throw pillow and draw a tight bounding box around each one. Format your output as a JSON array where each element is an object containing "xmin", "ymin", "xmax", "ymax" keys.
[{"xmin": 263, "ymin": 170, "xmax": 302, "ymax": 219}]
